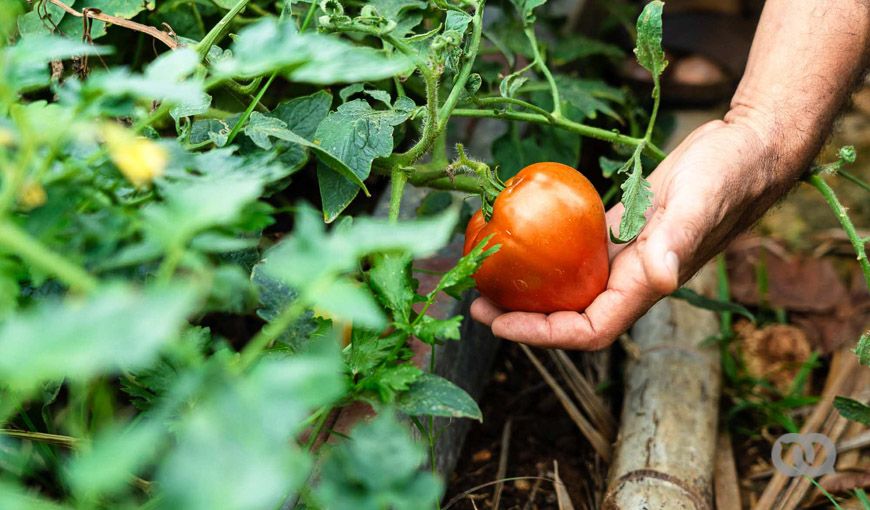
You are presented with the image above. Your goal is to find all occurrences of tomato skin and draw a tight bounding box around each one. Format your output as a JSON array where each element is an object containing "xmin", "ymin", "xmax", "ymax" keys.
[{"xmin": 463, "ymin": 162, "xmax": 609, "ymax": 313}]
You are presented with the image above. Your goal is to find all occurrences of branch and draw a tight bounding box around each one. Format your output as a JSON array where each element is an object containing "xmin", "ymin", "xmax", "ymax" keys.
[{"xmin": 46, "ymin": 0, "xmax": 178, "ymax": 50}]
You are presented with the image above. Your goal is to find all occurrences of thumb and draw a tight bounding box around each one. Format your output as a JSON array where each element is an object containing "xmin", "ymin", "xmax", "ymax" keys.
[{"xmin": 639, "ymin": 208, "xmax": 705, "ymax": 295}]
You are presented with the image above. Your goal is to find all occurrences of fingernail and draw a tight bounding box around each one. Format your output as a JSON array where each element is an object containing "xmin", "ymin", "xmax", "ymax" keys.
[{"xmin": 665, "ymin": 251, "xmax": 679, "ymax": 284}]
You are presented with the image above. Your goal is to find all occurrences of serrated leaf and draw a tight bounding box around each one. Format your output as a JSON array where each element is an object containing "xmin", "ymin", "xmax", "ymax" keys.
[
  {"xmin": 243, "ymin": 112, "xmax": 369, "ymax": 196},
  {"xmin": 396, "ymin": 373, "xmax": 482, "ymax": 420},
  {"xmin": 0, "ymin": 283, "xmax": 198, "ymax": 390},
  {"xmin": 611, "ymin": 144, "xmax": 651, "ymax": 243},
  {"xmin": 315, "ymin": 412, "xmax": 441, "ymax": 509},
  {"xmin": 834, "ymin": 396, "xmax": 870, "ymax": 426},
  {"xmin": 634, "ymin": 1, "xmax": 668, "ymax": 83},
  {"xmin": 358, "ymin": 364, "xmax": 423, "ymax": 402},
  {"xmin": 412, "ymin": 315, "xmax": 462, "ymax": 345},
  {"xmin": 312, "ymin": 99, "xmax": 412, "ymax": 219},
  {"xmin": 368, "ymin": 253, "xmax": 416, "ymax": 323},
  {"xmin": 434, "ymin": 235, "xmax": 499, "ymax": 299},
  {"xmin": 86, "ymin": 48, "xmax": 204, "ymax": 105}
]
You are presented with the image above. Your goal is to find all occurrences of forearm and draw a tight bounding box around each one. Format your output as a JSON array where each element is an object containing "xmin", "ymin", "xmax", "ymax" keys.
[{"xmin": 726, "ymin": 0, "xmax": 869, "ymax": 178}]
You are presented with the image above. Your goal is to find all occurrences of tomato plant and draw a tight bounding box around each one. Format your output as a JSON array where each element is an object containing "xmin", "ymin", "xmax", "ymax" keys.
[{"xmin": 464, "ymin": 162, "xmax": 608, "ymax": 313}]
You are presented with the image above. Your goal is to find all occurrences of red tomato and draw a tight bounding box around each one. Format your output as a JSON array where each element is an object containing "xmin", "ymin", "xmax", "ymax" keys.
[{"xmin": 463, "ymin": 162, "xmax": 609, "ymax": 313}]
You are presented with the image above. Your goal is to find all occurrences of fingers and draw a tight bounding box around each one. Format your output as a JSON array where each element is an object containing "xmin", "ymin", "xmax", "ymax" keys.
[
  {"xmin": 469, "ymin": 297, "xmax": 503, "ymax": 326},
  {"xmin": 489, "ymin": 247, "xmax": 663, "ymax": 350}
]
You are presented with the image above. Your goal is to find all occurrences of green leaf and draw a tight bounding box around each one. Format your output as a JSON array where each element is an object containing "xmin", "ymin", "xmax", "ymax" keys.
[
  {"xmin": 0, "ymin": 283, "xmax": 198, "ymax": 390},
  {"xmin": 358, "ymin": 364, "xmax": 423, "ymax": 402},
  {"xmin": 671, "ymin": 288, "xmax": 756, "ymax": 322},
  {"xmin": 854, "ymin": 331, "xmax": 869, "ymax": 366},
  {"xmin": 0, "ymin": 481, "xmax": 65, "ymax": 510},
  {"xmin": 315, "ymin": 412, "xmax": 442, "ymax": 510},
  {"xmin": 66, "ymin": 420, "xmax": 165, "ymax": 499},
  {"xmin": 368, "ymin": 253, "xmax": 416, "ymax": 323},
  {"xmin": 396, "ymin": 373, "xmax": 482, "ymax": 420},
  {"xmin": 412, "ymin": 315, "xmax": 462, "ymax": 345},
  {"xmin": 271, "ymin": 90, "xmax": 333, "ymax": 140},
  {"xmin": 554, "ymin": 76, "xmax": 624, "ymax": 122},
  {"xmin": 86, "ymin": 48, "xmax": 204, "ymax": 105},
  {"xmin": 633, "ymin": 1, "xmax": 668, "ymax": 84},
  {"xmin": 4, "ymin": 35, "xmax": 112, "ymax": 93},
  {"xmin": 834, "ymin": 396, "xmax": 870, "ymax": 426},
  {"xmin": 433, "ymin": 235, "xmax": 498, "ymax": 299},
  {"xmin": 158, "ymin": 340, "xmax": 345, "ymax": 509},
  {"xmin": 143, "ymin": 175, "xmax": 264, "ymax": 247},
  {"xmin": 216, "ymin": 19, "xmax": 413, "ymax": 82},
  {"xmin": 551, "ymin": 35, "xmax": 625, "ymax": 64},
  {"xmin": 611, "ymin": 144, "xmax": 651, "ymax": 243},
  {"xmin": 313, "ymin": 99, "xmax": 413, "ymax": 219},
  {"xmin": 311, "ymin": 280, "xmax": 387, "ymax": 329},
  {"xmin": 510, "ymin": 0, "xmax": 547, "ymax": 24},
  {"xmin": 251, "ymin": 265, "xmax": 321, "ymax": 352},
  {"xmin": 599, "ymin": 156, "xmax": 623, "ymax": 178},
  {"xmin": 258, "ymin": 204, "xmax": 458, "ymax": 299},
  {"xmin": 492, "ymin": 125, "xmax": 580, "ymax": 180}
]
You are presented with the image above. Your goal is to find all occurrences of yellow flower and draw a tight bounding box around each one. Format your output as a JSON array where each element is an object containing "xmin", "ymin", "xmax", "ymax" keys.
[
  {"xmin": 0, "ymin": 128, "xmax": 14, "ymax": 146},
  {"xmin": 102, "ymin": 124, "xmax": 167, "ymax": 187},
  {"xmin": 18, "ymin": 180, "xmax": 46, "ymax": 210}
]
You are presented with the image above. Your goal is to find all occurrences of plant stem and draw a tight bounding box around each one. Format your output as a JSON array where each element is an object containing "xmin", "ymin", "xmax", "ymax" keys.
[
  {"xmin": 195, "ymin": 0, "xmax": 253, "ymax": 60},
  {"xmin": 473, "ymin": 96, "xmax": 554, "ymax": 120},
  {"xmin": 436, "ymin": 2, "xmax": 485, "ymax": 128},
  {"xmin": 0, "ymin": 429, "xmax": 80, "ymax": 448},
  {"xmin": 0, "ymin": 220, "xmax": 98, "ymax": 293},
  {"xmin": 644, "ymin": 76, "xmax": 662, "ymax": 141},
  {"xmin": 523, "ymin": 26, "xmax": 561, "ymax": 118},
  {"xmin": 839, "ymin": 169, "xmax": 870, "ymax": 193},
  {"xmin": 451, "ymin": 108, "xmax": 666, "ymax": 161},
  {"xmin": 219, "ymin": 0, "xmax": 315, "ymax": 146},
  {"xmin": 807, "ymin": 173, "xmax": 870, "ymax": 290},
  {"xmin": 388, "ymin": 167, "xmax": 408, "ymax": 222},
  {"xmin": 410, "ymin": 174, "xmax": 484, "ymax": 193},
  {"xmin": 225, "ymin": 72, "xmax": 275, "ymax": 145}
]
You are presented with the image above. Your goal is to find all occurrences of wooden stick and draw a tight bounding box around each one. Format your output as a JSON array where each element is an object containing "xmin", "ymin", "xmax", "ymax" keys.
[
  {"xmin": 45, "ymin": 0, "xmax": 178, "ymax": 49},
  {"xmin": 520, "ymin": 344, "xmax": 612, "ymax": 461},
  {"xmin": 714, "ymin": 430, "xmax": 742, "ymax": 510},
  {"xmin": 603, "ymin": 265, "xmax": 721, "ymax": 510}
]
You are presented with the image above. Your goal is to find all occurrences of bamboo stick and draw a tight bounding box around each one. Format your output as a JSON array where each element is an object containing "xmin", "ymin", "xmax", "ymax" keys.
[{"xmin": 603, "ymin": 265, "xmax": 721, "ymax": 509}]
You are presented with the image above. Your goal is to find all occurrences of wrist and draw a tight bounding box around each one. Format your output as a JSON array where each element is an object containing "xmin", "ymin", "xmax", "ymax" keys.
[{"xmin": 723, "ymin": 102, "xmax": 819, "ymax": 185}]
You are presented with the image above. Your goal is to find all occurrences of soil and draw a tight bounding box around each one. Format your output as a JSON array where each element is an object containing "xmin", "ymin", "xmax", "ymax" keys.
[{"xmin": 444, "ymin": 343, "xmax": 615, "ymax": 510}]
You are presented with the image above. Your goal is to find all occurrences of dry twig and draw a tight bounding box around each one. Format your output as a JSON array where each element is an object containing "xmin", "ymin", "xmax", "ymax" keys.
[
  {"xmin": 492, "ymin": 419, "xmax": 512, "ymax": 510},
  {"xmin": 41, "ymin": 0, "xmax": 178, "ymax": 49}
]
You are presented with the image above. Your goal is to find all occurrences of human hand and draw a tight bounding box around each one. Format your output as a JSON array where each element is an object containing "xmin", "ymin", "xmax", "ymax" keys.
[{"xmin": 470, "ymin": 110, "xmax": 801, "ymax": 349}]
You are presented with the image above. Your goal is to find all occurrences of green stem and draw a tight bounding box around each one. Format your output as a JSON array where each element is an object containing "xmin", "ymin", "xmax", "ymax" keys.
[
  {"xmin": 839, "ymin": 169, "xmax": 870, "ymax": 193},
  {"xmin": 225, "ymin": 72, "xmax": 276, "ymax": 145},
  {"xmin": 807, "ymin": 173, "xmax": 870, "ymax": 290},
  {"xmin": 523, "ymin": 26, "xmax": 560, "ymax": 118},
  {"xmin": 473, "ymin": 96, "xmax": 554, "ymax": 120},
  {"xmin": 436, "ymin": 3, "xmax": 485, "ymax": 128},
  {"xmin": 451, "ymin": 108, "xmax": 666, "ymax": 161},
  {"xmin": 0, "ymin": 221, "xmax": 98, "ymax": 293},
  {"xmin": 644, "ymin": 76, "xmax": 661, "ymax": 141},
  {"xmin": 715, "ymin": 253, "xmax": 733, "ymax": 336},
  {"xmin": 388, "ymin": 167, "xmax": 408, "ymax": 222},
  {"xmin": 195, "ymin": 0, "xmax": 253, "ymax": 60},
  {"xmin": 220, "ymin": 0, "xmax": 316, "ymax": 146}
]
